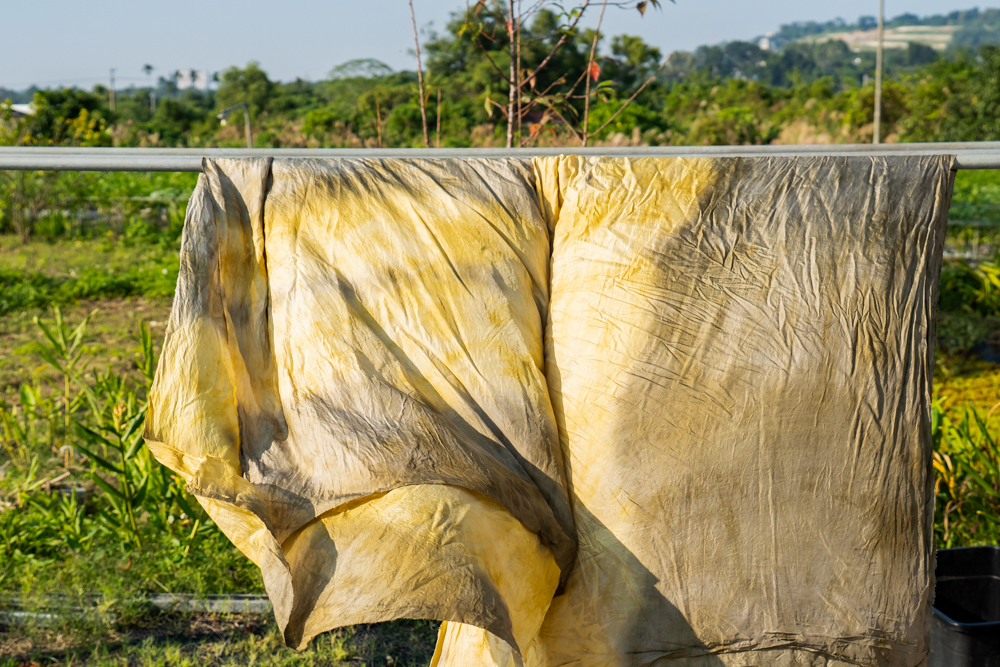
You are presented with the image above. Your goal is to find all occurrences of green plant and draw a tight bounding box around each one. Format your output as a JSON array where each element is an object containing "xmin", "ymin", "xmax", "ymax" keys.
[
  {"xmin": 33, "ymin": 306, "xmax": 95, "ymax": 450},
  {"xmin": 73, "ymin": 408, "xmax": 148, "ymax": 547},
  {"xmin": 1, "ymin": 310, "xmax": 256, "ymax": 604},
  {"xmin": 933, "ymin": 402, "xmax": 1000, "ymax": 547}
]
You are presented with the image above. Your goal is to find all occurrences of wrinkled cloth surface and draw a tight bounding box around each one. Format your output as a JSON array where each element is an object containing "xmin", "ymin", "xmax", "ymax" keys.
[{"xmin": 146, "ymin": 154, "xmax": 954, "ymax": 666}]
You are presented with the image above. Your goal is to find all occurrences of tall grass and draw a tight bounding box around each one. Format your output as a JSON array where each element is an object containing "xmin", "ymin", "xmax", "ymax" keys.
[
  {"xmin": 933, "ymin": 401, "xmax": 1000, "ymax": 547},
  {"xmin": 0, "ymin": 308, "xmax": 261, "ymax": 614}
]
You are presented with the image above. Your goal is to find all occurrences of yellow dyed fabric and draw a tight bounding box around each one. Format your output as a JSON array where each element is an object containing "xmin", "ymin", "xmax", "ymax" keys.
[
  {"xmin": 147, "ymin": 155, "xmax": 954, "ymax": 666},
  {"xmin": 145, "ymin": 157, "xmax": 571, "ymax": 652}
]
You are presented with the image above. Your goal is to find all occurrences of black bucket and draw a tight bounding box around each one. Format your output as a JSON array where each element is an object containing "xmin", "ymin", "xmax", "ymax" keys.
[{"xmin": 930, "ymin": 546, "xmax": 1000, "ymax": 667}]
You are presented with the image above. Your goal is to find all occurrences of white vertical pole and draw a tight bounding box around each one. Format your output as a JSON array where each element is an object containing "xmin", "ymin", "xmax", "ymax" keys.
[
  {"xmin": 109, "ymin": 68, "xmax": 116, "ymax": 112},
  {"xmin": 873, "ymin": 0, "xmax": 884, "ymax": 144}
]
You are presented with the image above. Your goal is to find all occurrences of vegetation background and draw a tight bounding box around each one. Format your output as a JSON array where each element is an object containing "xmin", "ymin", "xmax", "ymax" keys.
[{"xmin": 3, "ymin": 1, "xmax": 1000, "ymax": 665}]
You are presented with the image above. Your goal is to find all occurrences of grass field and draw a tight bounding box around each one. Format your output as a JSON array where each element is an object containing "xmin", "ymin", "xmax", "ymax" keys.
[{"xmin": 1, "ymin": 616, "xmax": 439, "ymax": 666}]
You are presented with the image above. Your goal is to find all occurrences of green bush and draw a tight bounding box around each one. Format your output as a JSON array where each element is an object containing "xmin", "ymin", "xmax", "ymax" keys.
[
  {"xmin": 938, "ymin": 310, "xmax": 992, "ymax": 354},
  {"xmin": 940, "ymin": 261, "xmax": 1000, "ymax": 316}
]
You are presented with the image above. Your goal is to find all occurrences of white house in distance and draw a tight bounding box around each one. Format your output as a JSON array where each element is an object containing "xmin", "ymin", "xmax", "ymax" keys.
[{"xmin": 8, "ymin": 103, "xmax": 34, "ymax": 118}]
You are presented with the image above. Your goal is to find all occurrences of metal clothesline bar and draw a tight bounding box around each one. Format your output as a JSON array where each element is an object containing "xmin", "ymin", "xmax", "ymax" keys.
[{"xmin": 2, "ymin": 143, "xmax": 1000, "ymax": 171}]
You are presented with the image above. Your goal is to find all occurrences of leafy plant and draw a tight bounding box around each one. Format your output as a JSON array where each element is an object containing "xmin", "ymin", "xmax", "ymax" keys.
[
  {"xmin": 933, "ymin": 402, "xmax": 1000, "ymax": 547},
  {"xmin": 33, "ymin": 306, "xmax": 95, "ymax": 446},
  {"xmin": 937, "ymin": 310, "xmax": 991, "ymax": 354},
  {"xmin": 73, "ymin": 409, "xmax": 148, "ymax": 547},
  {"xmin": 1, "ymin": 310, "xmax": 256, "ymax": 604}
]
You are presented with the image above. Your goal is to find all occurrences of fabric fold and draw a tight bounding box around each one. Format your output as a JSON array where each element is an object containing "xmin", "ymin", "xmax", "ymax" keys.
[{"xmin": 145, "ymin": 157, "xmax": 573, "ymax": 652}]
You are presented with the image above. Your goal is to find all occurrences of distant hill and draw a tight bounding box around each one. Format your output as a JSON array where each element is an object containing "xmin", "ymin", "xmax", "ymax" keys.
[
  {"xmin": 662, "ymin": 7, "xmax": 1000, "ymax": 89},
  {"xmin": 801, "ymin": 25, "xmax": 956, "ymax": 52},
  {"xmin": 758, "ymin": 7, "xmax": 1000, "ymax": 52}
]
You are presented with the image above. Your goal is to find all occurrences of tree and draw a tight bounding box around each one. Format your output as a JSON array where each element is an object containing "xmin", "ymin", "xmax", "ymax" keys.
[
  {"xmin": 216, "ymin": 62, "xmax": 275, "ymax": 120},
  {"xmin": 939, "ymin": 45, "xmax": 1000, "ymax": 141},
  {"xmin": 440, "ymin": 0, "xmax": 666, "ymax": 147},
  {"xmin": 605, "ymin": 34, "xmax": 662, "ymax": 88}
]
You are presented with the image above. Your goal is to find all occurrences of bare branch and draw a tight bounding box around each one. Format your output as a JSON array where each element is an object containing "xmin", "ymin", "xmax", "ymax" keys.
[
  {"xmin": 581, "ymin": 0, "xmax": 609, "ymax": 146},
  {"xmin": 507, "ymin": 0, "xmax": 516, "ymax": 148},
  {"xmin": 536, "ymin": 99, "xmax": 583, "ymax": 143},
  {"xmin": 475, "ymin": 39, "xmax": 510, "ymax": 83},
  {"xmin": 590, "ymin": 55, "xmax": 670, "ymax": 139},
  {"xmin": 409, "ymin": 0, "xmax": 430, "ymax": 147},
  {"xmin": 516, "ymin": 2, "xmax": 523, "ymax": 144},
  {"xmin": 516, "ymin": 71, "xmax": 570, "ymax": 118},
  {"xmin": 516, "ymin": 1, "xmax": 591, "ymax": 92},
  {"xmin": 436, "ymin": 88, "xmax": 442, "ymax": 148}
]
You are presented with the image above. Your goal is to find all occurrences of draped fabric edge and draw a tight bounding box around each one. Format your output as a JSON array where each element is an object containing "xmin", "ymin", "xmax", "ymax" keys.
[{"xmin": 143, "ymin": 157, "xmax": 563, "ymax": 656}]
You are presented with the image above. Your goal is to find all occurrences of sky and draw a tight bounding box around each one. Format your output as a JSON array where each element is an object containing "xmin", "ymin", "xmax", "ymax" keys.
[{"xmin": 1, "ymin": 0, "xmax": 996, "ymax": 90}]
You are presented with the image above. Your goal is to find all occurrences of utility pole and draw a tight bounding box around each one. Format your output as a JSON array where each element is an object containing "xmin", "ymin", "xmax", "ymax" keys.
[
  {"xmin": 873, "ymin": 0, "xmax": 884, "ymax": 144},
  {"xmin": 217, "ymin": 102, "xmax": 253, "ymax": 149},
  {"xmin": 109, "ymin": 68, "xmax": 116, "ymax": 112},
  {"xmin": 144, "ymin": 64, "xmax": 155, "ymax": 116}
]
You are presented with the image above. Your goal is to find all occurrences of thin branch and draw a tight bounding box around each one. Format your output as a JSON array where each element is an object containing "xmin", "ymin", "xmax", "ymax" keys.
[
  {"xmin": 517, "ymin": 1, "xmax": 591, "ymax": 92},
  {"xmin": 516, "ymin": 0, "xmax": 522, "ymax": 145},
  {"xmin": 537, "ymin": 100, "xmax": 583, "ymax": 143},
  {"xmin": 475, "ymin": 39, "xmax": 510, "ymax": 84},
  {"xmin": 507, "ymin": 0, "xmax": 516, "ymax": 148},
  {"xmin": 563, "ymin": 66, "xmax": 592, "ymax": 101},
  {"xmin": 590, "ymin": 55, "xmax": 670, "ymax": 139},
  {"xmin": 581, "ymin": 0, "xmax": 609, "ymax": 146},
  {"xmin": 409, "ymin": 0, "xmax": 430, "ymax": 147},
  {"xmin": 517, "ymin": 65, "xmax": 589, "ymax": 142},
  {"xmin": 516, "ymin": 71, "xmax": 570, "ymax": 119},
  {"xmin": 436, "ymin": 88, "xmax": 442, "ymax": 148}
]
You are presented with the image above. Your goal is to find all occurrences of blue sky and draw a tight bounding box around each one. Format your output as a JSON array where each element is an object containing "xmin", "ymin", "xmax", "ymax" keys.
[{"xmin": 1, "ymin": 0, "xmax": 994, "ymax": 89}]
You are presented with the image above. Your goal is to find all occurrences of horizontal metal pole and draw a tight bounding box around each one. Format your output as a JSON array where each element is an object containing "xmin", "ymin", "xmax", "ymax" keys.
[{"xmin": 2, "ymin": 143, "xmax": 1000, "ymax": 170}]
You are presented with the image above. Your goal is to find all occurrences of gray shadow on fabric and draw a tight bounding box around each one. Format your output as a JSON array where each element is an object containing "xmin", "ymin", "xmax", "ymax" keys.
[
  {"xmin": 332, "ymin": 268, "xmax": 546, "ymax": 481},
  {"xmin": 556, "ymin": 505, "xmax": 727, "ymax": 667},
  {"xmin": 281, "ymin": 522, "xmax": 339, "ymax": 649},
  {"xmin": 331, "ymin": 269, "xmax": 577, "ymax": 568},
  {"xmin": 539, "ymin": 158, "xmax": 752, "ymax": 666}
]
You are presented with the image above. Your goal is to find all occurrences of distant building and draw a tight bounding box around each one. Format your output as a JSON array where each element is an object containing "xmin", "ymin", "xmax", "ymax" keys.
[
  {"xmin": 9, "ymin": 103, "xmax": 33, "ymax": 118},
  {"xmin": 175, "ymin": 69, "xmax": 211, "ymax": 91}
]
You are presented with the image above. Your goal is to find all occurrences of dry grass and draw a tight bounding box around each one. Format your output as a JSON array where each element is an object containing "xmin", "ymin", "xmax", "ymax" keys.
[{"xmin": 0, "ymin": 298, "xmax": 172, "ymax": 408}]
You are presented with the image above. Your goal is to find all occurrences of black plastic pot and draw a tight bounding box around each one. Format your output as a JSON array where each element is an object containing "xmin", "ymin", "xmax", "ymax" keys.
[{"xmin": 930, "ymin": 546, "xmax": 1000, "ymax": 667}]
